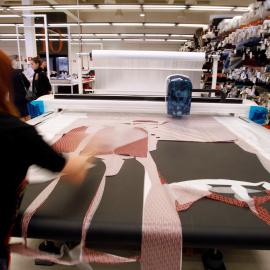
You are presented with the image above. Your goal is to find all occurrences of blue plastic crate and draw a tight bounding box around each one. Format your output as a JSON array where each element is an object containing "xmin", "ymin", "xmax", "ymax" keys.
[
  {"xmin": 27, "ymin": 101, "xmax": 44, "ymax": 118},
  {"xmin": 249, "ymin": 106, "xmax": 268, "ymax": 124}
]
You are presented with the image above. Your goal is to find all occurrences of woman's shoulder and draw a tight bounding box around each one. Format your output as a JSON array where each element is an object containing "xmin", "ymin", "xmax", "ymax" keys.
[{"xmin": 0, "ymin": 112, "xmax": 35, "ymax": 133}]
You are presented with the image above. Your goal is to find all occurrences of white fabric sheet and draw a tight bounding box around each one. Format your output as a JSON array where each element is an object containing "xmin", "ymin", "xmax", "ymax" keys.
[{"xmin": 92, "ymin": 50, "xmax": 205, "ymax": 94}]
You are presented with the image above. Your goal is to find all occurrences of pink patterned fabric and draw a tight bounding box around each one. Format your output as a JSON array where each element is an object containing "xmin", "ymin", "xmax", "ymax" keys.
[
  {"xmin": 21, "ymin": 177, "xmax": 61, "ymax": 246},
  {"xmin": 52, "ymin": 126, "xmax": 89, "ymax": 153},
  {"xmin": 115, "ymin": 137, "xmax": 148, "ymax": 157},
  {"xmin": 138, "ymin": 156, "xmax": 182, "ymax": 270},
  {"xmin": 175, "ymin": 190, "xmax": 270, "ymax": 226}
]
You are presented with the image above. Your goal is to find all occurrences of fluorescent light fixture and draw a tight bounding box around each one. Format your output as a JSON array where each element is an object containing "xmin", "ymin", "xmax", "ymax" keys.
[
  {"xmin": 101, "ymin": 39, "xmax": 122, "ymax": 41},
  {"xmin": 95, "ymin": 34, "xmax": 119, "ymax": 36},
  {"xmin": 124, "ymin": 39, "xmax": 144, "ymax": 41},
  {"xmin": 189, "ymin": 6, "xmax": 233, "ymax": 11},
  {"xmin": 144, "ymin": 5, "xmax": 185, "ymax": 10},
  {"xmin": 144, "ymin": 39, "xmax": 166, "ymax": 41},
  {"xmin": 71, "ymin": 34, "xmax": 95, "ymax": 37},
  {"xmin": 0, "ymin": 39, "xmax": 25, "ymax": 41},
  {"xmin": 53, "ymin": 5, "xmax": 96, "ymax": 10},
  {"xmin": 81, "ymin": 23, "xmax": 111, "ymax": 26},
  {"xmin": 0, "ymin": 34, "xmax": 23, "ymax": 36},
  {"xmin": 112, "ymin": 23, "xmax": 143, "ymax": 26},
  {"xmin": 38, "ymin": 39, "xmax": 69, "ymax": 41},
  {"xmin": 178, "ymin": 23, "xmax": 208, "ymax": 28},
  {"xmin": 171, "ymin": 34, "xmax": 193, "ymax": 37},
  {"xmin": 0, "ymin": 15, "xmax": 20, "ymax": 17},
  {"xmin": 48, "ymin": 23, "xmax": 77, "ymax": 26},
  {"xmin": 120, "ymin": 34, "xmax": 144, "ymax": 36},
  {"xmin": 11, "ymin": 6, "xmax": 52, "ymax": 10},
  {"xmin": 0, "ymin": 24, "xmax": 16, "ymax": 26},
  {"xmin": 98, "ymin": 5, "xmax": 140, "ymax": 10},
  {"xmin": 81, "ymin": 39, "xmax": 101, "ymax": 41},
  {"xmin": 37, "ymin": 34, "xmax": 68, "ymax": 37},
  {"xmin": 140, "ymin": 12, "xmax": 145, "ymax": 17},
  {"xmin": 145, "ymin": 34, "xmax": 169, "ymax": 36},
  {"xmin": 144, "ymin": 23, "xmax": 176, "ymax": 27},
  {"xmin": 167, "ymin": 39, "xmax": 187, "ymax": 42},
  {"xmin": 234, "ymin": 7, "xmax": 249, "ymax": 12}
]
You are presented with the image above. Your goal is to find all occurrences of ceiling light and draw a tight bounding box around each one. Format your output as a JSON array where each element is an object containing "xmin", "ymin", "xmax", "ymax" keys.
[
  {"xmin": 81, "ymin": 23, "xmax": 111, "ymax": 26},
  {"xmin": 114, "ymin": 9, "xmax": 124, "ymax": 19},
  {"xmin": 144, "ymin": 39, "xmax": 165, "ymax": 41},
  {"xmin": 38, "ymin": 39, "xmax": 69, "ymax": 41},
  {"xmin": 71, "ymin": 34, "xmax": 95, "ymax": 37},
  {"xmin": 140, "ymin": 11, "xmax": 145, "ymax": 17},
  {"xmin": 0, "ymin": 15, "xmax": 20, "ymax": 17},
  {"xmin": 178, "ymin": 23, "xmax": 208, "ymax": 28},
  {"xmin": 0, "ymin": 34, "xmax": 23, "ymax": 36},
  {"xmin": 81, "ymin": 39, "xmax": 102, "ymax": 41},
  {"xmin": 53, "ymin": 5, "xmax": 96, "ymax": 10},
  {"xmin": 121, "ymin": 34, "xmax": 144, "ymax": 36},
  {"xmin": 98, "ymin": 5, "xmax": 140, "ymax": 10},
  {"xmin": 112, "ymin": 23, "xmax": 143, "ymax": 26},
  {"xmin": 144, "ymin": 5, "xmax": 185, "ymax": 10},
  {"xmin": 145, "ymin": 34, "xmax": 169, "ymax": 36},
  {"xmin": 189, "ymin": 6, "xmax": 233, "ymax": 11},
  {"xmin": 49, "ymin": 23, "xmax": 77, "ymax": 26},
  {"xmin": 101, "ymin": 39, "xmax": 122, "ymax": 41},
  {"xmin": 0, "ymin": 39, "xmax": 25, "ymax": 41},
  {"xmin": 171, "ymin": 34, "xmax": 193, "ymax": 37},
  {"xmin": 95, "ymin": 34, "xmax": 119, "ymax": 36},
  {"xmin": 11, "ymin": 6, "xmax": 52, "ymax": 10},
  {"xmin": 144, "ymin": 23, "xmax": 176, "ymax": 27},
  {"xmin": 124, "ymin": 39, "xmax": 144, "ymax": 41},
  {"xmin": 234, "ymin": 7, "xmax": 249, "ymax": 12},
  {"xmin": 0, "ymin": 24, "xmax": 16, "ymax": 26},
  {"xmin": 167, "ymin": 39, "xmax": 187, "ymax": 42}
]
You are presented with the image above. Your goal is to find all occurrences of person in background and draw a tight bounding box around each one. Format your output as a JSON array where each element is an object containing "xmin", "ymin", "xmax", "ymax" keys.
[
  {"xmin": 41, "ymin": 60, "xmax": 56, "ymax": 77},
  {"xmin": 0, "ymin": 49, "xmax": 106, "ymax": 270},
  {"xmin": 12, "ymin": 68, "xmax": 31, "ymax": 122},
  {"xmin": 30, "ymin": 56, "xmax": 52, "ymax": 98},
  {"xmin": 40, "ymin": 60, "xmax": 48, "ymax": 73}
]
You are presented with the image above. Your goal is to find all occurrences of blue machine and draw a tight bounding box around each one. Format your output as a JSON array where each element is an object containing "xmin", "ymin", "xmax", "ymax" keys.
[
  {"xmin": 249, "ymin": 106, "xmax": 268, "ymax": 124},
  {"xmin": 27, "ymin": 100, "xmax": 44, "ymax": 119},
  {"xmin": 167, "ymin": 74, "xmax": 192, "ymax": 117}
]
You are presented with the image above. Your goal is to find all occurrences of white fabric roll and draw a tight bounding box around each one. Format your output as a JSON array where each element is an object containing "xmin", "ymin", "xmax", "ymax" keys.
[{"xmin": 92, "ymin": 50, "xmax": 205, "ymax": 94}]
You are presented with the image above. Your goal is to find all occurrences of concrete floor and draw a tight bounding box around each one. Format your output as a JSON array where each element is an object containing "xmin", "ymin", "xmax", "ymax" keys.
[{"xmin": 9, "ymin": 238, "xmax": 270, "ymax": 270}]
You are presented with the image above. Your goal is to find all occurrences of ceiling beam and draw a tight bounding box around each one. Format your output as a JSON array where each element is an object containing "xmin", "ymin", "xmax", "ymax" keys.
[{"xmin": 46, "ymin": 0, "xmax": 82, "ymax": 22}]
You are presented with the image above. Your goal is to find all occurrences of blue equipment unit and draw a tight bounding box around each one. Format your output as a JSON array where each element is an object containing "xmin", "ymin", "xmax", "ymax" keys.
[
  {"xmin": 249, "ymin": 106, "xmax": 268, "ymax": 124},
  {"xmin": 167, "ymin": 74, "xmax": 192, "ymax": 117},
  {"xmin": 27, "ymin": 100, "xmax": 44, "ymax": 119}
]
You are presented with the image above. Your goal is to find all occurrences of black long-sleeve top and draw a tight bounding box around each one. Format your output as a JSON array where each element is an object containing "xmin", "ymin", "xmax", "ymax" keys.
[
  {"xmin": 12, "ymin": 69, "xmax": 31, "ymax": 104},
  {"xmin": 32, "ymin": 68, "xmax": 52, "ymax": 98},
  {"xmin": 0, "ymin": 112, "xmax": 66, "ymax": 247},
  {"xmin": 0, "ymin": 112, "xmax": 65, "ymax": 192}
]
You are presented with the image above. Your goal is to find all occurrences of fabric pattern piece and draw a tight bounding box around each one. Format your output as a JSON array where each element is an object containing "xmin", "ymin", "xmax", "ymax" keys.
[
  {"xmin": 138, "ymin": 156, "xmax": 182, "ymax": 270},
  {"xmin": 52, "ymin": 126, "xmax": 89, "ymax": 153}
]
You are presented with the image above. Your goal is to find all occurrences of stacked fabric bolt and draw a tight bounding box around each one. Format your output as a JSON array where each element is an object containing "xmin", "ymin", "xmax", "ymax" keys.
[{"xmin": 218, "ymin": 1, "xmax": 270, "ymax": 35}]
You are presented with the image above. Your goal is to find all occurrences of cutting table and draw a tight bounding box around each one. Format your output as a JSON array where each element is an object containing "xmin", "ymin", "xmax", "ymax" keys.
[{"xmin": 11, "ymin": 96, "xmax": 270, "ymax": 269}]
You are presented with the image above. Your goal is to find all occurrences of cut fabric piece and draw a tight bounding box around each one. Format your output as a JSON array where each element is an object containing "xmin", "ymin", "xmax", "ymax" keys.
[
  {"xmin": 138, "ymin": 156, "xmax": 182, "ymax": 270},
  {"xmin": 52, "ymin": 126, "xmax": 89, "ymax": 153},
  {"xmin": 80, "ymin": 126, "xmax": 148, "ymax": 157}
]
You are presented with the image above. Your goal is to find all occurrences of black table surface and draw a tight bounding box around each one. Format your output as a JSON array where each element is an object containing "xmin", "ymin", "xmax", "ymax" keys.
[{"xmin": 13, "ymin": 141, "xmax": 270, "ymax": 251}]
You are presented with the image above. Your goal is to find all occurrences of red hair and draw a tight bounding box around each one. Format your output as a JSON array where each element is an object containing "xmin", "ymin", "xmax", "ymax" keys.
[{"xmin": 0, "ymin": 49, "xmax": 19, "ymax": 116}]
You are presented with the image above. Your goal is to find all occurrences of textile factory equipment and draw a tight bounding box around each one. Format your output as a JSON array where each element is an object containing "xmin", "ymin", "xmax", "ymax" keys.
[{"xmin": 11, "ymin": 50, "xmax": 270, "ymax": 270}]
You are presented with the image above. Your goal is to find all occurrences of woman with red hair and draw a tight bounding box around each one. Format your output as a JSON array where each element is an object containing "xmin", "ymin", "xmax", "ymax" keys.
[{"xmin": 0, "ymin": 49, "xmax": 89, "ymax": 269}]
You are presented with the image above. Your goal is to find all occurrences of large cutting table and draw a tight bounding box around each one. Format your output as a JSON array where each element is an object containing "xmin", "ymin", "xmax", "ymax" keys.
[{"xmin": 11, "ymin": 105, "xmax": 270, "ymax": 268}]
